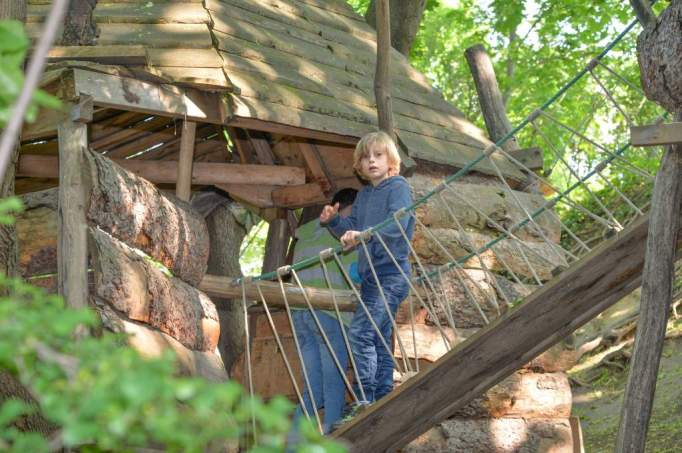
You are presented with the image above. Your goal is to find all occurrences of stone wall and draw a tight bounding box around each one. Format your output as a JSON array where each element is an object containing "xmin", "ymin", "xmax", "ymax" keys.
[{"xmin": 401, "ymin": 169, "xmax": 579, "ymax": 453}]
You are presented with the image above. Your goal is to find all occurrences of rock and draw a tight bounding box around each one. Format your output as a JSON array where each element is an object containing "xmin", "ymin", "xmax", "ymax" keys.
[
  {"xmin": 409, "ymin": 173, "xmax": 561, "ymax": 244},
  {"xmin": 413, "ymin": 227, "xmax": 565, "ymax": 281},
  {"xmin": 405, "ymin": 417, "xmax": 573, "ymax": 453},
  {"xmin": 395, "ymin": 323, "xmax": 460, "ymax": 362},
  {"xmin": 450, "ymin": 372, "xmax": 572, "ymax": 419}
]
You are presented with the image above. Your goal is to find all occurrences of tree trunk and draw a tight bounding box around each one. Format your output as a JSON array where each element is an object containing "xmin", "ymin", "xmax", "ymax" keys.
[
  {"xmin": 85, "ymin": 150, "xmax": 210, "ymax": 286},
  {"xmin": 365, "ymin": 0, "xmax": 426, "ymax": 57},
  {"xmin": 636, "ymin": 1, "xmax": 682, "ymax": 113},
  {"xmin": 465, "ymin": 44, "xmax": 520, "ymax": 152},
  {"xmin": 58, "ymin": 0, "xmax": 98, "ymax": 46},
  {"xmin": 0, "ymin": 0, "xmax": 25, "ymax": 22},
  {"xmin": 373, "ymin": 0, "xmax": 395, "ymax": 138},
  {"xmin": 0, "ymin": 0, "xmax": 26, "ymax": 283},
  {"xmin": 90, "ymin": 227, "xmax": 220, "ymax": 352},
  {"xmin": 200, "ymin": 193, "xmax": 248, "ymax": 374}
]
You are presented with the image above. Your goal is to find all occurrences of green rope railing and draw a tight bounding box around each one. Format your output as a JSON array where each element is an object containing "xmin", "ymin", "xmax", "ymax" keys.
[{"xmin": 243, "ymin": 16, "xmax": 642, "ymax": 285}]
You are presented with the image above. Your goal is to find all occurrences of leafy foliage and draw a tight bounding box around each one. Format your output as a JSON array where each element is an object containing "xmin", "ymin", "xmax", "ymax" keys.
[
  {"xmin": 348, "ymin": 0, "xmax": 668, "ymax": 253},
  {"xmin": 0, "ymin": 20, "xmax": 61, "ymax": 127},
  {"xmin": 0, "ymin": 207, "xmax": 339, "ymax": 452}
]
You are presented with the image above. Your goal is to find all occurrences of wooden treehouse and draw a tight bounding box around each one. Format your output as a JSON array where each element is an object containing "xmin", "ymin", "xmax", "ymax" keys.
[{"xmin": 16, "ymin": 0, "xmax": 681, "ymax": 451}]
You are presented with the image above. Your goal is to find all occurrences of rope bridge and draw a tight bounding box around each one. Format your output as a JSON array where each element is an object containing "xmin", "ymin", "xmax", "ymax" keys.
[{"xmin": 228, "ymin": 15, "xmax": 665, "ymax": 449}]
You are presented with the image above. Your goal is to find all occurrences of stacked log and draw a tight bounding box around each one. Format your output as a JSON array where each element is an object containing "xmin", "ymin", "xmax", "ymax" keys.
[
  {"xmin": 17, "ymin": 151, "xmax": 227, "ymax": 382},
  {"xmin": 402, "ymin": 171, "xmax": 578, "ymax": 452}
]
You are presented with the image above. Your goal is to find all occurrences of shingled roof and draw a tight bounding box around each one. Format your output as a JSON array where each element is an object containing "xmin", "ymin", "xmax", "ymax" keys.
[{"xmin": 26, "ymin": 0, "xmax": 520, "ymax": 178}]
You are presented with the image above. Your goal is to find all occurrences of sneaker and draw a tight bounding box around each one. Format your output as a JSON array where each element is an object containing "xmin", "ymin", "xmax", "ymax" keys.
[{"xmin": 330, "ymin": 401, "xmax": 371, "ymax": 432}]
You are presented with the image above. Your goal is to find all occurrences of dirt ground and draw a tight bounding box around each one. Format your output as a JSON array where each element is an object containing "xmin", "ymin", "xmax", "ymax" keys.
[{"xmin": 570, "ymin": 321, "xmax": 682, "ymax": 452}]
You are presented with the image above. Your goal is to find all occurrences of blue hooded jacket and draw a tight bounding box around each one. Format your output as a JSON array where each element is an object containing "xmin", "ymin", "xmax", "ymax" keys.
[{"xmin": 326, "ymin": 176, "xmax": 415, "ymax": 280}]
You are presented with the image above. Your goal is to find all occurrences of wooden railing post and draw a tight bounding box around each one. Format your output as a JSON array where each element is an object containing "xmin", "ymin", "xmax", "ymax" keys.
[
  {"xmin": 57, "ymin": 99, "xmax": 92, "ymax": 311},
  {"xmin": 615, "ymin": 122, "xmax": 682, "ymax": 452}
]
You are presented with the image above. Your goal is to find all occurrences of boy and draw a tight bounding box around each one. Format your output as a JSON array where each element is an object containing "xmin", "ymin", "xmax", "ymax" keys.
[
  {"xmin": 320, "ymin": 131, "xmax": 414, "ymax": 404},
  {"xmin": 291, "ymin": 188, "xmax": 359, "ymax": 433}
]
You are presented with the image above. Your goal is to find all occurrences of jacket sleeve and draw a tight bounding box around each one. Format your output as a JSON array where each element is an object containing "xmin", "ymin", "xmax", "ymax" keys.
[
  {"xmin": 374, "ymin": 180, "xmax": 413, "ymax": 242},
  {"xmin": 326, "ymin": 195, "xmax": 360, "ymax": 238}
]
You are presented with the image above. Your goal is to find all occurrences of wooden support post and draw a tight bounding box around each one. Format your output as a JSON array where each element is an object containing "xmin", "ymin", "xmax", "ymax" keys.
[
  {"xmin": 176, "ymin": 120, "xmax": 196, "ymax": 201},
  {"xmin": 465, "ymin": 44, "xmax": 520, "ymax": 153},
  {"xmin": 57, "ymin": 106, "xmax": 90, "ymax": 310},
  {"xmin": 615, "ymin": 137, "xmax": 682, "ymax": 452},
  {"xmin": 374, "ymin": 0, "xmax": 394, "ymax": 138},
  {"xmin": 262, "ymin": 213, "xmax": 290, "ymax": 274}
]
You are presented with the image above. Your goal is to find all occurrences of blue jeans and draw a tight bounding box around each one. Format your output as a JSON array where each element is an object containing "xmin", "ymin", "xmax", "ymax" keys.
[
  {"xmin": 349, "ymin": 274, "xmax": 409, "ymax": 403},
  {"xmin": 292, "ymin": 310, "xmax": 349, "ymax": 434}
]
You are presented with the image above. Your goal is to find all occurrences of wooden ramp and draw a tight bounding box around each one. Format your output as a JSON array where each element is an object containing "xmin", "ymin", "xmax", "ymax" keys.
[{"xmin": 334, "ymin": 212, "xmax": 682, "ymax": 452}]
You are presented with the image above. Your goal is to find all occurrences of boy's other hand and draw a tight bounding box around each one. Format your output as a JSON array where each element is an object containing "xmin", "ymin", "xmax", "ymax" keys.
[
  {"xmin": 340, "ymin": 230, "xmax": 360, "ymax": 250},
  {"xmin": 320, "ymin": 202, "xmax": 339, "ymax": 224}
]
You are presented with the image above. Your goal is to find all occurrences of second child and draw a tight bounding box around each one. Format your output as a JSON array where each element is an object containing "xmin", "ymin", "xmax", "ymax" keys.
[{"xmin": 320, "ymin": 131, "xmax": 414, "ymax": 405}]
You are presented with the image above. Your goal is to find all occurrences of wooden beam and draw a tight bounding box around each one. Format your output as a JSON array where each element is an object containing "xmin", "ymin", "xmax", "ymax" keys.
[
  {"xmin": 334, "ymin": 211, "xmax": 682, "ymax": 451},
  {"xmin": 176, "ymin": 121, "xmax": 196, "ymax": 201},
  {"xmin": 297, "ymin": 141, "xmax": 333, "ymax": 192},
  {"xmin": 215, "ymin": 183, "xmax": 275, "ymax": 208},
  {"xmin": 247, "ymin": 130, "xmax": 276, "ymax": 165},
  {"xmin": 18, "ymin": 155, "xmax": 306, "ymax": 186},
  {"xmin": 630, "ymin": 122, "xmax": 682, "ymax": 147},
  {"xmin": 227, "ymin": 127, "xmax": 255, "ymax": 163},
  {"xmin": 70, "ymin": 95, "xmax": 93, "ymax": 123},
  {"xmin": 615, "ymin": 139, "xmax": 682, "ymax": 452},
  {"xmin": 229, "ymin": 116, "xmax": 359, "ymax": 146},
  {"xmin": 61, "ymin": 68, "xmax": 228, "ymax": 124},
  {"xmin": 57, "ymin": 107, "xmax": 90, "ymax": 311},
  {"xmin": 199, "ymin": 275, "xmax": 356, "ymax": 312},
  {"xmin": 46, "ymin": 45, "xmax": 148, "ymax": 65},
  {"xmin": 271, "ymin": 183, "xmax": 328, "ymax": 208},
  {"xmin": 465, "ymin": 44, "xmax": 520, "ymax": 153}
]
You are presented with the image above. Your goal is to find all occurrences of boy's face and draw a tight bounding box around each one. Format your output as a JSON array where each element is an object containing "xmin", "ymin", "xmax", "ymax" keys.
[{"xmin": 360, "ymin": 146, "xmax": 390, "ymax": 186}]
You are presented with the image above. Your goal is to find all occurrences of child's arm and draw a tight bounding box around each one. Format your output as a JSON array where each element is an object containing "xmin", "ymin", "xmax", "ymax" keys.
[{"xmin": 322, "ymin": 195, "xmax": 360, "ymax": 238}]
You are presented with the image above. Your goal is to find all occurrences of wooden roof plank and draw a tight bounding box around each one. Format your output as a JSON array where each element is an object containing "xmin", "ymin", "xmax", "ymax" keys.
[
  {"xmin": 69, "ymin": 68, "xmax": 226, "ymax": 123},
  {"xmin": 207, "ymin": 0, "xmax": 372, "ymax": 53},
  {"xmin": 96, "ymin": 23, "xmax": 213, "ymax": 48},
  {"xmin": 227, "ymin": 69, "xmax": 489, "ymax": 151},
  {"xmin": 215, "ymin": 0, "xmax": 373, "ymax": 38},
  {"xmin": 209, "ymin": 4, "xmax": 433, "ymax": 91},
  {"xmin": 229, "ymin": 95, "xmax": 374, "ymax": 139},
  {"xmin": 28, "ymin": 2, "xmax": 209, "ymax": 24},
  {"xmin": 398, "ymin": 130, "xmax": 524, "ymax": 181},
  {"xmin": 292, "ymin": 0, "xmax": 364, "ymax": 22},
  {"xmin": 216, "ymin": 38, "xmax": 461, "ymax": 117},
  {"xmin": 147, "ymin": 48, "xmax": 224, "ymax": 68}
]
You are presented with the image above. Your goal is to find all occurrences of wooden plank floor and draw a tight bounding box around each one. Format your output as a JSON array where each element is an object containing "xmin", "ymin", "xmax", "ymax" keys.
[{"xmin": 334, "ymin": 211, "xmax": 682, "ymax": 452}]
